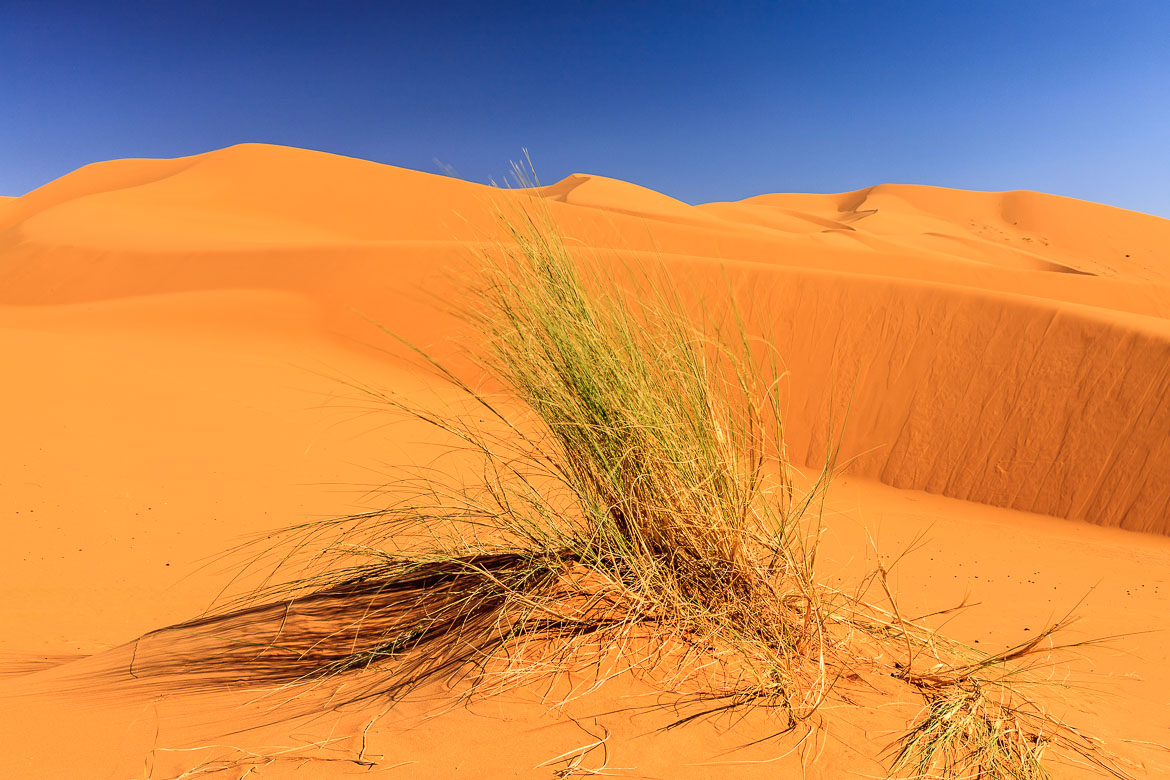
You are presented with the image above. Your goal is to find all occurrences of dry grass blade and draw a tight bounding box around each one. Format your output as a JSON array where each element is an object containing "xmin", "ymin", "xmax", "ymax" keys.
[{"xmin": 129, "ymin": 169, "xmax": 1128, "ymax": 779}]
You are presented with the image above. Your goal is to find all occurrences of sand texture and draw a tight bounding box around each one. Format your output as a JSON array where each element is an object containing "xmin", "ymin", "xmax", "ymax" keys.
[{"xmin": 1, "ymin": 144, "xmax": 1168, "ymax": 778}]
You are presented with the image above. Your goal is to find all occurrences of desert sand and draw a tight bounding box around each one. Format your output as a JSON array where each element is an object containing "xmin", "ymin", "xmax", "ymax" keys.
[{"xmin": 1, "ymin": 143, "xmax": 1168, "ymax": 778}]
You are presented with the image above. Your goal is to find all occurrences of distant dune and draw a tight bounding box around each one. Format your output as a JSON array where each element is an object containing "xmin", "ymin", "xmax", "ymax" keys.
[{"xmin": 3, "ymin": 143, "xmax": 1166, "ymax": 532}]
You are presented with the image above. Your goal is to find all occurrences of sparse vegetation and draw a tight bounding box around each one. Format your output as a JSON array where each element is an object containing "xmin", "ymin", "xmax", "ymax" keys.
[{"xmin": 138, "ymin": 170, "xmax": 1127, "ymax": 779}]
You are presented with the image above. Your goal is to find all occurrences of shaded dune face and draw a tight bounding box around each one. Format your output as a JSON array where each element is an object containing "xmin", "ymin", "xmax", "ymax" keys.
[{"xmin": 2, "ymin": 143, "xmax": 1167, "ymax": 533}]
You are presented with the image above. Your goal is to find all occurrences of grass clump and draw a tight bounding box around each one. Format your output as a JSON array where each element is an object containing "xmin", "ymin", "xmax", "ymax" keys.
[
  {"xmin": 892, "ymin": 685, "xmax": 1050, "ymax": 779},
  {"xmin": 282, "ymin": 192, "xmax": 841, "ymax": 720},
  {"xmin": 139, "ymin": 178, "xmax": 1128, "ymax": 779}
]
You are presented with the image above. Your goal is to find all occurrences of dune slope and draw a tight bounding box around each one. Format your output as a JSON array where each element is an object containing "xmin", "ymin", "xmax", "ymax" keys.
[
  {"xmin": 2, "ymin": 144, "xmax": 1170, "ymax": 778},
  {"xmin": 2, "ymin": 143, "xmax": 1168, "ymax": 532}
]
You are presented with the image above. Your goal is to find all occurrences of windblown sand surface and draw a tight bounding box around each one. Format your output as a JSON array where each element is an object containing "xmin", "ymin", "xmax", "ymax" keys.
[{"xmin": 1, "ymin": 144, "xmax": 1168, "ymax": 777}]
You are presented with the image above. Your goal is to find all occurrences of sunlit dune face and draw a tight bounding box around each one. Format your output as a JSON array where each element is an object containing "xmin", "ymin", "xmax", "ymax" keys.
[{"xmin": 0, "ymin": 144, "xmax": 1167, "ymax": 779}]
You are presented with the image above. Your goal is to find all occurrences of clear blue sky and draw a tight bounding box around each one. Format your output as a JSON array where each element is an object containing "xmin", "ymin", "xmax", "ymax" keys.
[{"xmin": 3, "ymin": 1, "xmax": 1169, "ymax": 216}]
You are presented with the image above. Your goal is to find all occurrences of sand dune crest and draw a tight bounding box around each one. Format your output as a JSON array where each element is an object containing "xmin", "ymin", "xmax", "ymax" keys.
[{"xmin": 2, "ymin": 143, "xmax": 1168, "ymax": 533}]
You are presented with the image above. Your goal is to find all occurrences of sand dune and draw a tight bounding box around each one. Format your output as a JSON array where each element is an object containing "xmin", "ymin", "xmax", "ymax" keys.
[
  {"xmin": 3, "ymin": 143, "xmax": 1167, "ymax": 531},
  {"xmin": 2, "ymin": 144, "xmax": 1169, "ymax": 778}
]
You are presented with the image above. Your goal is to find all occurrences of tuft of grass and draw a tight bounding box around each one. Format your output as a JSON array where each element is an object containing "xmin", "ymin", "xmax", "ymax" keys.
[
  {"xmin": 891, "ymin": 685, "xmax": 1051, "ymax": 780},
  {"xmin": 133, "ymin": 170, "xmax": 1129, "ymax": 779},
  {"xmin": 882, "ymin": 612, "xmax": 1128, "ymax": 779}
]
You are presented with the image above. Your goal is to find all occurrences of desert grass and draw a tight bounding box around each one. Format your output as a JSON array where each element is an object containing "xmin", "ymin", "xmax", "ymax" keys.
[{"xmin": 135, "ymin": 174, "xmax": 1128, "ymax": 779}]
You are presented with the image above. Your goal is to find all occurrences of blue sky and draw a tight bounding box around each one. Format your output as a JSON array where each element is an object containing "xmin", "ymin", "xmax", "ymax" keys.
[{"xmin": 3, "ymin": 1, "xmax": 1168, "ymax": 216}]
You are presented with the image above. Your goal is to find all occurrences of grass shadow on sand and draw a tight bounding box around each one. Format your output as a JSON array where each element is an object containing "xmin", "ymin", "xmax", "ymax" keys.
[{"xmin": 128, "ymin": 173, "xmax": 1131, "ymax": 779}]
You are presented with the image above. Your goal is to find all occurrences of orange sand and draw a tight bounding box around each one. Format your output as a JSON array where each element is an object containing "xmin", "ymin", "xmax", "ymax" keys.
[{"xmin": 1, "ymin": 144, "xmax": 1168, "ymax": 778}]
